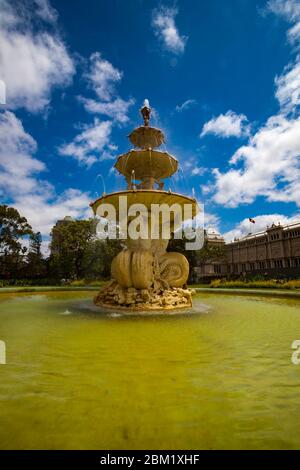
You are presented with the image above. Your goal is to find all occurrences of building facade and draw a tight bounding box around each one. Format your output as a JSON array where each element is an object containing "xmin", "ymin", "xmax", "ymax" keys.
[
  {"xmin": 194, "ymin": 222, "xmax": 300, "ymax": 281},
  {"xmin": 50, "ymin": 216, "xmax": 73, "ymax": 255}
]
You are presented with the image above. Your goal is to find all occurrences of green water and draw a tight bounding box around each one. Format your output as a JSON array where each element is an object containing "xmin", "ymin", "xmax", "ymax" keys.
[{"xmin": 0, "ymin": 291, "xmax": 300, "ymax": 450}]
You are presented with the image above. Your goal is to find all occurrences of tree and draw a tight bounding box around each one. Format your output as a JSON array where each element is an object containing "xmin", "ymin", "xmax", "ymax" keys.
[
  {"xmin": 48, "ymin": 218, "xmax": 124, "ymax": 280},
  {"xmin": 195, "ymin": 239, "xmax": 226, "ymax": 266},
  {"xmin": 0, "ymin": 204, "xmax": 33, "ymax": 278},
  {"xmin": 95, "ymin": 237, "xmax": 123, "ymax": 278},
  {"xmin": 26, "ymin": 232, "xmax": 46, "ymax": 279},
  {"xmin": 49, "ymin": 219, "xmax": 96, "ymax": 279}
]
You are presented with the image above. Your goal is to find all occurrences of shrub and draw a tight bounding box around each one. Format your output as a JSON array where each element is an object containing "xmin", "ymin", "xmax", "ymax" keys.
[
  {"xmin": 69, "ymin": 279, "xmax": 105, "ymax": 287},
  {"xmin": 210, "ymin": 278, "xmax": 300, "ymax": 290},
  {"xmin": 0, "ymin": 278, "xmax": 60, "ymax": 287}
]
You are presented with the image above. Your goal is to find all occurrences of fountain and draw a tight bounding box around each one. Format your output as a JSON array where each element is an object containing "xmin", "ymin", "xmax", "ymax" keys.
[{"xmin": 90, "ymin": 100, "xmax": 199, "ymax": 310}]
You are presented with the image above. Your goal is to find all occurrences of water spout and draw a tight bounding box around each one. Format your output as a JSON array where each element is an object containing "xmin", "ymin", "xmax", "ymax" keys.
[{"xmin": 95, "ymin": 174, "xmax": 106, "ymax": 195}]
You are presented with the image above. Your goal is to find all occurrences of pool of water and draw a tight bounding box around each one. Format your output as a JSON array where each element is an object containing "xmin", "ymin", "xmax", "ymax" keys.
[{"xmin": 0, "ymin": 290, "xmax": 300, "ymax": 449}]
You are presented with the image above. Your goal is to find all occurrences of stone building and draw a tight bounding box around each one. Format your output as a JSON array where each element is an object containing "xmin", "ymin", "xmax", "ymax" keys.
[
  {"xmin": 50, "ymin": 216, "xmax": 73, "ymax": 255},
  {"xmin": 194, "ymin": 222, "xmax": 300, "ymax": 281}
]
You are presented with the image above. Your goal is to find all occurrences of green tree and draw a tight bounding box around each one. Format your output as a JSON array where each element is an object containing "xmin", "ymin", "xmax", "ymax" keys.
[
  {"xmin": 49, "ymin": 219, "xmax": 96, "ymax": 279},
  {"xmin": 96, "ymin": 237, "xmax": 123, "ymax": 278},
  {"xmin": 0, "ymin": 204, "xmax": 33, "ymax": 278},
  {"xmin": 26, "ymin": 232, "xmax": 46, "ymax": 279},
  {"xmin": 195, "ymin": 239, "xmax": 226, "ymax": 265},
  {"xmin": 49, "ymin": 219, "xmax": 123, "ymax": 280}
]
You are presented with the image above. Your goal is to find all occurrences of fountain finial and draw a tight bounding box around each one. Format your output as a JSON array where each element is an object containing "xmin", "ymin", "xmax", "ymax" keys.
[
  {"xmin": 129, "ymin": 100, "xmax": 165, "ymax": 148},
  {"xmin": 140, "ymin": 99, "xmax": 151, "ymax": 126}
]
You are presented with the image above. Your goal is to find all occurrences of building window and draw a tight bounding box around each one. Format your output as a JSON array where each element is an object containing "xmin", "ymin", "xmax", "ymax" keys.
[
  {"xmin": 274, "ymin": 259, "xmax": 284, "ymax": 268},
  {"xmin": 270, "ymin": 233, "xmax": 280, "ymax": 241}
]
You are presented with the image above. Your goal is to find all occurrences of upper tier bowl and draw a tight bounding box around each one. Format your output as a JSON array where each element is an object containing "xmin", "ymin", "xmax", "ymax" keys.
[{"xmin": 128, "ymin": 126, "xmax": 165, "ymax": 149}]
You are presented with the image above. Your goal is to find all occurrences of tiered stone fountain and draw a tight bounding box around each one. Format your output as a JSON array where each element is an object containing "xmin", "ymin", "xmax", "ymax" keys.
[{"xmin": 90, "ymin": 101, "xmax": 198, "ymax": 310}]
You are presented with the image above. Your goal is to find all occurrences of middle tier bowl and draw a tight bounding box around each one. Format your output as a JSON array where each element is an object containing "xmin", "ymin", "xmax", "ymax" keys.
[{"xmin": 114, "ymin": 149, "xmax": 178, "ymax": 180}]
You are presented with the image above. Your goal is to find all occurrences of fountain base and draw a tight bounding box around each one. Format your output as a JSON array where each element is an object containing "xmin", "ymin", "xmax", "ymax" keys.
[{"xmin": 94, "ymin": 281, "xmax": 194, "ymax": 311}]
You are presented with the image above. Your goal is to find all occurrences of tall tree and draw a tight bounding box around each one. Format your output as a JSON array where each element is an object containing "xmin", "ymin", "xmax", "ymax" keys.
[
  {"xmin": 0, "ymin": 205, "xmax": 33, "ymax": 278},
  {"xmin": 27, "ymin": 232, "xmax": 46, "ymax": 278},
  {"xmin": 49, "ymin": 219, "xmax": 96, "ymax": 279},
  {"xmin": 49, "ymin": 218, "xmax": 123, "ymax": 280},
  {"xmin": 195, "ymin": 239, "xmax": 226, "ymax": 265}
]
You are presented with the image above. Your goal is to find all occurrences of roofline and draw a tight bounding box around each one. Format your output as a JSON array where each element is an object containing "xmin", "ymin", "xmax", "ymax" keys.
[{"xmin": 226, "ymin": 220, "xmax": 300, "ymax": 244}]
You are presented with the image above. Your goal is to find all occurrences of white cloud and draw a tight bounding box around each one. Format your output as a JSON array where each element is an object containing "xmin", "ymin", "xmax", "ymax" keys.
[
  {"xmin": 200, "ymin": 111, "xmax": 250, "ymax": 138},
  {"xmin": 152, "ymin": 6, "xmax": 187, "ymax": 55},
  {"xmin": 210, "ymin": 3, "xmax": 300, "ymax": 208},
  {"xmin": 0, "ymin": 110, "xmax": 91, "ymax": 236},
  {"xmin": 0, "ymin": 111, "xmax": 47, "ymax": 198},
  {"xmin": 223, "ymin": 213, "xmax": 300, "ymax": 242},
  {"xmin": 288, "ymin": 21, "xmax": 300, "ymax": 46},
  {"xmin": 80, "ymin": 96, "xmax": 135, "ymax": 124},
  {"xmin": 266, "ymin": 2, "xmax": 300, "ymax": 114},
  {"xmin": 212, "ymin": 115, "xmax": 300, "ymax": 207},
  {"xmin": 267, "ymin": 0, "xmax": 300, "ymax": 46},
  {"xmin": 267, "ymin": 0, "xmax": 300, "ymax": 20},
  {"xmin": 275, "ymin": 59, "xmax": 300, "ymax": 112},
  {"xmin": 204, "ymin": 212, "xmax": 220, "ymax": 231},
  {"xmin": 64, "ymin": 53, "xmax": 134, "ymax": 166},
  {"xmin": 0, "ymin": 0, "xmax": 74, "ymax": 112},
  {"xmin": 58, "ymin": 119, "xmax": 113, "ymax": 166},
  {"xmin": 175, "ymin": 99, "xmax": 197, "ymax": 112},
  {"xmin": 34, "ymin": 0, "xmax": 58, "ymax": 23},
  {"xmin": 58, "ymin": 52, "xmax": 134, "ymax": 167},
  {"xmin": 77, "ymin": 52, "xmax": 134, "ymax": 125},
  {"xmin": 179, "ymin": 157, "xmax": 206, "ymax": 179},
  {"xmin": 15, "ymin": 189, "xmax": 91, "ymax": 236},
  {"xmin": 191, "ymin": 167, "xmax": 205, "ymax": 176},
  {"xmin": 85, "ymin": 52, "xmax": 122, "ymax": 102}
]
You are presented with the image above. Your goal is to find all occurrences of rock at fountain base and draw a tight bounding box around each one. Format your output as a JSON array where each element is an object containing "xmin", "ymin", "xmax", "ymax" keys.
[{"xmin": 94, "ymin": 281, "xmax": 193, "ymax": 311}]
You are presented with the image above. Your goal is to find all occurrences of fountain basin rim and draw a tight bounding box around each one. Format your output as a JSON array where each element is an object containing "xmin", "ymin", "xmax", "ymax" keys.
[
  {"xmin": 94, "ymin": 300, "xmax": 192, "ymax": 312},
  {"xmin": 90, "ymin": 189, "xmax": 200, "ymax": 219}
]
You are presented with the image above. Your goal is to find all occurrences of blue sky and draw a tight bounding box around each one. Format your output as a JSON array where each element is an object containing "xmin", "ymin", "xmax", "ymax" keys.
[{"xmin": 0, "ymin": 0, "xmax": 300, "ymax": 247}]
